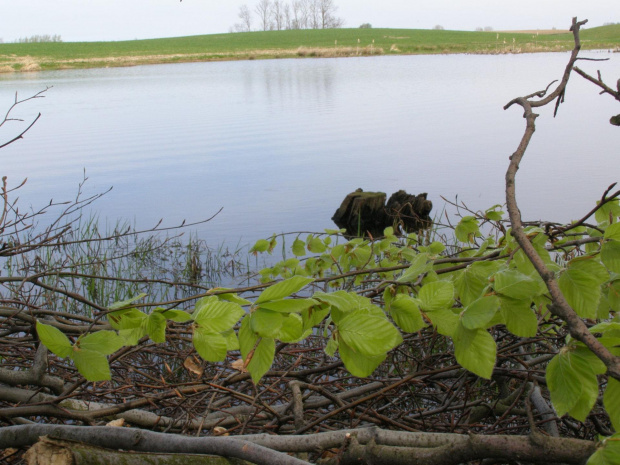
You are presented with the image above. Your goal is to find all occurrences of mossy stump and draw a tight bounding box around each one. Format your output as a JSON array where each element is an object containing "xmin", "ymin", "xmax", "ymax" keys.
[{"xmin": 332, "ymin": 189, "xmax": 432, "ymax": 237}]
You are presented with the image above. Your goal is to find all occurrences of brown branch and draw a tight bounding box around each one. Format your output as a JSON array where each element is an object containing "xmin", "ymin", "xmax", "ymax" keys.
[
  {"xmin": 573, "ymin": 66, "xmax": 620, "ymax": 101},
  {"xmin": 503, "ymin": 17, "xmax": 620, "ymax": 380},
  {"xmin": 2, "ymin": 425, "xmax": 311, "ymax": 465}
]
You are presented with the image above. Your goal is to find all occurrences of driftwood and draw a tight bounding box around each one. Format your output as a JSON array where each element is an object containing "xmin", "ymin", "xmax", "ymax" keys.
[
  {"xmin": 332, "ymin": 189, "xmax": 432, "ymax": 237},
  {"xmin": 24, "ymin": 436, "xmax": 249, "ymax": 465}
]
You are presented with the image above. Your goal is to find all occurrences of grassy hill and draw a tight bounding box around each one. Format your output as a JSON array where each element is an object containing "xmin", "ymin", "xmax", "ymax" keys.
[{"xmin": 1, "ymin": 25, "xmax": 618, "ymax": 73}]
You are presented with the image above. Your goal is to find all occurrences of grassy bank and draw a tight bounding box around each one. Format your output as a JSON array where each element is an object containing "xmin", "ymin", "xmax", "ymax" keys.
[{"xmin": 1, "ymin": 24, "xmax": 619, "ymax": 73}]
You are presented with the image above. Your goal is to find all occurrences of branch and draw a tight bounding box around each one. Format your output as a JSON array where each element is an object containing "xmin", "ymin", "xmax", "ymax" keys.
[
  {"xmin": 503, "ymin": 17, "xmax": 620, "ymax": 380},
  {"xmin": 0, "ymin": 113, "xmax": 41, "ymax": 150},
  {"xmin": 1, "ymin": 425, "xmax": 311, "ymax": 465},
  {"xmin": 0, "ymin": 425, "xmax": 596, "ymax": 465},
  {"xmin": 573, "ymin": 66, "xmax": 620, "ymax": 101}
]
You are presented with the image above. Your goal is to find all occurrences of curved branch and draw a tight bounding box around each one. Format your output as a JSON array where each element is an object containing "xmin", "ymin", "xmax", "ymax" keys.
[{"xmin": 503, "ymin": 17, "xmax": 620, "ymax": 380}]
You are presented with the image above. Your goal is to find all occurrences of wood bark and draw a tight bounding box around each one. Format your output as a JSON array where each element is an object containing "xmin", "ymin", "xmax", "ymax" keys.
[{"xmin": 24, "ymin": 436, "xmax": 249, "ymax": 465}]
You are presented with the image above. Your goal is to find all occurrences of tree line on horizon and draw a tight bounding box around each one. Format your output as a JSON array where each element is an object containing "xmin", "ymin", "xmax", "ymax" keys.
[{"xmin": 231, "ymin": 0, "xmax": 344, "ymax": 32}]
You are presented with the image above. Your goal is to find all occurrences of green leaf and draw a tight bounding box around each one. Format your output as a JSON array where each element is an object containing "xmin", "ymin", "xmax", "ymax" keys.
[
  {"xmin": 255, "ymin": 276, "xmax": 314, "ymax": 304},
  {"xmin": 250, "ymin": 309, "xmax": 284, "ymax": 338},
  {"xmin": 36, "ymin": 321, "xmax": 72, "ymax": 358},
  {"xmin": 215, "ymin": 291, "xmax": 252, "ymax": 306},
  {"xmin": 587, "ymin": 433, "xmax": 620, "ymax": 465},
  {"xmin": 499, "ymin": 296, "xmax": 538, "ymax": 337},
  {"xmin": 390, "ymin": 294, "xmax": 426, "ymax": 333},
  {"xmin": 546, "ymin": 352, "xmax": 582, "ymax": 417},
  {"xmin": 247, "ymin": 337, "xmax": 275, "ymax": 384},
  {"xmin": 239, "ymin": 315, "xmax": 258, "ymax": 360},
  {"xmin": 453, "ymin": 324, "xmax": 496, "ymax": 379},
  {"xmin": 574, "ymin": 345, "xmax": 607, "ymax": 375},
  {"xmin": 108, "ymin": 293, "xmax": 147, "ymax": 311},
  {"xmin": 455, "ymin": 216, "xmax": 481, "ymax": 243},
  {"xmin": 605, "ymin": 222, "xmax": 620, "ymax": 240},
  {"xmin": 604, "ymin": 378, "xmax": 620, "ymax": 432},
  {"xmin": 193, "ymin": 328, "xmax": 227, "ymax": 362},
  {"xmin": 461, "ymin": 296, "xmax": 500, "ymax": 330},
  {"xmin": 325, "ymin": 336, "xmax": 338, "ymax": 357},
  {"xmin": 606, "ymin": 280, "xmax": 620, "ymax": 313},
  {"xmin": 567, "ymin": 372, "xmax": 599, "ymax": 422},
  {"xmin": 302, "ymin": 305, "xmax": 330, "ymax": 331},
  {"xmin": 337, "ymin": 311, "xmax": 402, "ymax": 356},
  {"xmin": 569, "ymin": 256, "xmax": 610, "ymax": 284},
  {"xmin": 292, "ymin": 238, "xmax": 307, "ymax": 256},
  {"xmin": 595, "ymin": 199, "xmax": 620, "ymax": 225},
  {"xmin": 118, "ymin": 326, "xmax": 146, "ymax": 346},
  {"xmin": 397, "ymin": 253, "xmax": 432, "ymax": 283},
  {"xmin": 546, "ymin": 347, "xmax": 598, "ymax": 418},
  {"xmin": 193, "ymin": 297, "xmax": 245, "ymax": 332},
  {"xmin": 222, "ymin": 329, "xmax": 239, "ymax": 351},
  {"xmin": 258, "ymin": 298, "xmax": 317, "ymax": 313},
  {"xmin": 485, "ymin": 206, "xmax": 504, "ymax": 222},
  {"xmin": 602, "ymin": 240, "xmax": 620, "ymax": 274},
  {"xmin": 277, "ymin": 314, "xmax": 305, "ymax": 343},
  {"xmin": 77, "ymin": 331, "xmax": 124, "ymax": 355},
  {"xmin": 455, "ymin": 261, "xmax": 499, "ymax": 306},
  {"xmin": 429, "ymin": 241, "xmax": 446, "ymax": 255},
  {"xmin": 107, "ymin": 308, "xmax": 146, "ymax": 331},
  {"xmin": 146, "ymin": 312, "xmax": 167, "ymax": 343},
  {"xmin": 425, "ymin": 308, "xmax": 459, "ymax": 337},
  {"xmin": 339, "ymin": 340, "xmax": 386, "ymax": 378},
  {"xmin": 493, "ymin": 269, "xmax": 542, "ymax": 300},
  {"xmin": 418, "ymin": 281, "xmax": 454, "ymax": 311},
  {"xmin": 313, "ymin": 291, "xmax": 358, "ymax": 311},
  {"xmin": 590, "ymin": 321, "xmax": 620, "ymax": 337},
  {"xmin": 161, "ymin": 309, "xmax": 192, "ymax": 323},
  {"xmin": 559, "ymin": 269, "xmax": 601, "ymax": 319},
  {"xmin": 307, "ymin": 237, "xmax": 327, "ymax": 253},
  {"xmin": 250, "ymin": 239, "xmax": 270, "ymax": 254},
  {"xmin": 71, "ymin": 348, "xmax": 111, "ymax": 381}
]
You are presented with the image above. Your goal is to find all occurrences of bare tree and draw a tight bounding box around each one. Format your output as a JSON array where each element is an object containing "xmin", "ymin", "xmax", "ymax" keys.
[
  {"xmin": 318, "ymin": 0, "xmax": 343, "ymax": 28},
  {"xmin": 290, "ymin": 0, "xmax": 306, "ymax": 29},
  {"xmin": 272, "ymin": 0, "xmax": 284, "ymax": 31},
  {"xmin": 255, "ymin": 0, "xmax": 272, "ymax": 31},
  {"xmin": 231, "ymin": 0, "xmax": 343, "ymax": 32},
  {"xmin": 283, "ymin": 3, "xmax": 292, "ymax": 29},
  {"xmin": 306, "ymin": 0, "xmax": 320, "ymax": 29},
  {"xmin": 236, "ymin": 4, "xmax": 253, "ymax": 32}
]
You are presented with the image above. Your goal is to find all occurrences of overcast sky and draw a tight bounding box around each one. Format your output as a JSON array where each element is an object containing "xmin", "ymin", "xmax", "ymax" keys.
[{"xmin": 2, "ymin": 0, "xmax": 617, "ymax": 42}]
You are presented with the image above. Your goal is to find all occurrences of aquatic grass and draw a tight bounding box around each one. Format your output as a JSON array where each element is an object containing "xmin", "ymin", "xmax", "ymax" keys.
[{"xmin": 0, "ymin": 214, "xmax": 249, "ymax": 316}]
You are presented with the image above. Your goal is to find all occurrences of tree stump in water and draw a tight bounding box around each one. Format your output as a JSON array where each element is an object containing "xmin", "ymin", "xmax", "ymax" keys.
[
  {"xmin": 332, "ymin": 189, "xmax": 432, "ymax": 237},
  {"xmin": 385, "ymin": 190, "xmax": 433, "ymax": 233}
]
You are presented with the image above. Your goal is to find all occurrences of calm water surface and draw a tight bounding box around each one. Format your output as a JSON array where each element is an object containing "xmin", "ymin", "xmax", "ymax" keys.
[{"xmin": 0, "ymin": 52, "xmax": 618, "ymax": 246}]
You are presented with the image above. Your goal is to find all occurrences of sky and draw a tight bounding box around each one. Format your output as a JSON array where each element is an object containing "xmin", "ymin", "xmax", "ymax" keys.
[{"xmin": 1, "ymin": 0, "xmax": 617, "ymax": 42}]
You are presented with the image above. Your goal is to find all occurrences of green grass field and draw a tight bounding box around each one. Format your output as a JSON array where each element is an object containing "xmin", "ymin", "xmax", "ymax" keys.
[{"xmin": 1, "ymin": 24, "xmax": 618, "ymax": 73}]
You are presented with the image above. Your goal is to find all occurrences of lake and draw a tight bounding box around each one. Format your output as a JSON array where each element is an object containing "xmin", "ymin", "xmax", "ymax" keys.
[{"xmin": 0, "ymin": 51, "xmax": 618, "ymax": 248}]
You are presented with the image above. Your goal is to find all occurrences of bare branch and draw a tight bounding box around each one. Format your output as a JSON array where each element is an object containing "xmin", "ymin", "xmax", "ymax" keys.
[{"xmin": 503, "ymin": 17, "xmax": 620, "ymax": 380}]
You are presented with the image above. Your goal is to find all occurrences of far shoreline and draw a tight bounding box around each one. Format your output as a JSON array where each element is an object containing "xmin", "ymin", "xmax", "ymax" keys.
[
  {"xmin": 3, "ymin": 47, "xmax": 619, "ymax": 75},
  {"xmin": 1, "ymin": 26, "xmax": 618, "ymax": 74}
]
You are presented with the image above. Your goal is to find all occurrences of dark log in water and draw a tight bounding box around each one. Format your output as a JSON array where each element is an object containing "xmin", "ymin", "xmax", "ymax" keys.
[{"xmin": 332, "ymin": 189, "xmax": 432, "ymax": 237}]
